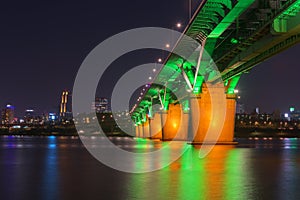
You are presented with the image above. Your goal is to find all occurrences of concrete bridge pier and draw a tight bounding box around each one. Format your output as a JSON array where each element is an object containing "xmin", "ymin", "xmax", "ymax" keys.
[
  {"xmin": 143, "ymin": 120, "xmax": 150, "ymax": 138},
  {"xmin": 135, "ymin": 84, "xmax": 237, "ymax": 144},
  {"xmin": 146, "ymin": 106, "xmax": 189, "ymax": 141},
  {"xmin": 135, "ymin": 125, "xmax": 139, "ymax": 137},
  {"xmin": 189, "ymin": 84, "xmax": 237, "ymax": 144},
  {"xmin": 138, "ymin": 124, "xmax": 144, "ymax": 138},
  {"xmin": 149, "ymin": 112, "xmax": 163, "ymax": 140},
  {"xmin": 161, "ymin": 104, "xmax": 189, "ymax": 141}
]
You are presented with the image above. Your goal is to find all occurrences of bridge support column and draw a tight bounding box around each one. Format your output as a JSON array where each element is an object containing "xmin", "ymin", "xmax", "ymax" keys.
[
  {"xmin": 143, "ymin": 120, "xmax": 150, "ymax": 138},
  {"xmin": 149, "ymin": 112, "xmax": 163, "ymax": 140},
  {"xmin": 161, "ymin": 104, "xmax": 189, "ymax": 141},
  {"xmin": 135, "ymin": 125, "xmax": 139, "ymax": 137},
  {"xmin": 138, "ymin": 125, "xmax": 144, "ymax": 138},
  {"xmin": 190, "ymin": 85, "xmax": 237, "ymax": 144}
]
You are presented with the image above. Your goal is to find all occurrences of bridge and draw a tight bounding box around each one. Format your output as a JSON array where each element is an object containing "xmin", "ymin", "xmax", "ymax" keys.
[{"xmin": 130, "ymin": 0, "xmax": 300, "ymax": 144}]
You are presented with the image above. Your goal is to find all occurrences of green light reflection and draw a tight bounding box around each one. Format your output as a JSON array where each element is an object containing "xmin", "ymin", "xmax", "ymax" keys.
[{"xmin": 127, "ymin": 144, "xmax": 256, "ymax": 200}]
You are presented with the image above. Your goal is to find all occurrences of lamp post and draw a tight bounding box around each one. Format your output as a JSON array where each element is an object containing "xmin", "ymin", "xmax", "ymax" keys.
[
  {"xmin": 170, "ymin": 22, "xmax": 183, "ymax": 50},
  {"xmin": 154, "ymin": 58, "xmax": 162, "ymax": 72}
]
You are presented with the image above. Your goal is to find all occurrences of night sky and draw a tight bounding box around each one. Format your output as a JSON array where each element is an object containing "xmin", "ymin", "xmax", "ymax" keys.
[{"xmin": 0, "ymin": 0, "xmax": 299, "ymax": 117}]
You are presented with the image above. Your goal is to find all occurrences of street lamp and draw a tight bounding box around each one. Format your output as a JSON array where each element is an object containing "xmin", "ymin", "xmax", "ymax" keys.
[
  {"xmin": 170, "ymin": 22, "xmax": 184, "ymax": 49},
  {"xmin": 153, "ymin": 58, "xmax": 162, "ymax": 78}
]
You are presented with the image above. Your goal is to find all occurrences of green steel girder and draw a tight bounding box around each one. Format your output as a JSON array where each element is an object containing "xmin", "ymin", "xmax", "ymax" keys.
[
  {"xmin": 273, "ymin": 0, "xmax": 300, "ymax": 32},
  {"xmin": 193, "ymin": 76, "xmax": 204, "ymax": 94},
  {"xmin": 133, "ymin": 110, "xmax": 147, "ymax": 124},
  {"xmin": 195, "ymin": 15, "xmax": 221, "ymax": 24},
  {"xmin": 213, "ymin": 0, "xmax": 298, "ymax": 72},
  {"xmin": 201, "ymin": 7, "xmax": 226, "ymax": 18},
  {"xmin": 132, "ymin": 0, "xmax": 299, "ymax": 117},
  {"xmin": 133, "ymin": 116, "xmax": 138, "ymax": 125},
  {"xmin": 135, "ymin": 115, "xmax": 142, "ymax": 125},
  {"xmin": 207, "ymin": 0, "xmax": 233, "ymax": 9},
  {"xmin": 208, "ymin": 0, "xmax": 255, "ymax": 38},
  {"xmin": 275, "ymin": 0, "xmax": 300, "ymax": 20},
  {"xmin": 218, "ymin": 1, "xmax": 300, "ymax": 81},
  {"xmin": 227, "ymin": 75, "xmax": 241, "ymax": 94},
  {"xmin": 186, "ymin": 1, "xmax": 230, "ymax": 38},
  {"xmin": 162, "ymin": 91, "xmax": 170, "ymax": 111},
  {"xmin": 204, "ymin": 37, "xmax": 218, "ymax": 55},
  {"xmin": 182, "ymin": 61, "xmax": 195, "ymax": 87},
  {"xmin": 222, "ymin": 32, "xmax": 300, "ymax": 81}
]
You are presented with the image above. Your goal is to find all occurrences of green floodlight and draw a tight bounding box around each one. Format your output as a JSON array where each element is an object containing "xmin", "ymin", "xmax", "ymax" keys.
[{"xmin": 231, "ymin": 38, "xmax": 239, "ymax": 44}]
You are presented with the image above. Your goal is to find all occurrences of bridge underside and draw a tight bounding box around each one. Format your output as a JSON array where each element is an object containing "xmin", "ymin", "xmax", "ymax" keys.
[{"xmin": 131, "ymin": 0, "xmax": 300, "ymax": 143}]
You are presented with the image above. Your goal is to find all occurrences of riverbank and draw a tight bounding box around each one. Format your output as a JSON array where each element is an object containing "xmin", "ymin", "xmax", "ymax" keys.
[
  {"xmin": 1, "ymin": 127, "xmax": 300, "ymax": 138},
  {"xmin": 0, "ymin": 127, "xmax": 129, "ymax": 137},
  {"xmin": 235, "ymin": 127, "xmax": 300, "ymax": 138}
]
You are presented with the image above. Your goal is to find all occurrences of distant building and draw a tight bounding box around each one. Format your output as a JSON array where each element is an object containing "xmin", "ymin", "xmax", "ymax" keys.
[
  {"xmin": 290, "ymin": 111, "xmax": 300, "ymax": 121},
  {"xmin": 92, "ymin": 97, "xmax": 109, "ymax": 113},
  {"xmin": 236, "ymin": 112, "xmax": 273, "ymax": 127},
  {"xmin": 236, "ymin": 102, "xmax": 245, "ymax": 114},
  {"xmin": 59, "ymin": 90, "xmax": 72, "ymax": 121},
  {"xmin": 1, "ymin": 104, "xmax": 15, "ymax": 125},
  {"xmin": 47, "ymin": 113, "xmax": 58, "ymax": 124},
  {"xmin": 255, "ymin": 107, "xmax": 260, "ymax": 114},
  {"xmin": 24, "ymin": 109, "xmax": 35, "ymax": 124},
  {"xmin": 272, "ymin": 109, "xmax": 281, "ymax": 121},
  {"xmin": 288, "ymin": 106, "xmax": 300, "ymax": 121},
  {"xmin": 22, "ymin": 109, "xmax": 45, "ymax": 125}
]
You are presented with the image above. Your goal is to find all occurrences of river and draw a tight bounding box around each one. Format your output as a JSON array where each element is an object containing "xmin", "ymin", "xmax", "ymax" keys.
[{"xmin": 0, "ymin": 136, "xmax": 299, "ymax": 200}]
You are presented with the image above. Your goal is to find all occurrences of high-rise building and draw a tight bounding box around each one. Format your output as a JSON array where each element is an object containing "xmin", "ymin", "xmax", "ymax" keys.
[
  {"xmin": 1, "ymin": 104, "xmax": 15, "ymax": 125},
  {"xmin": 92, "ymin": 97, "xmax": 109, "ymax": 113},
  {"xmin": 236, "ymin": 102, "xmax": 245, "ymax": 114},
  {"xmin": 59, "ymin": 90, "xmax": 72, "ymax": 121},
  {"xmin": 255, "ymin": 107, "xmax": 260, "ymax": 114},
  {"xmin": 48, "ymin": 113, "xmax": 58, "ymax": 124},
  {"xmin": 288, "ymin": 106, "xmax": 300, "ymax": 121},
  {"xmin": 24, "ymin": 109, "xmax": 35, "ymax": 124}
]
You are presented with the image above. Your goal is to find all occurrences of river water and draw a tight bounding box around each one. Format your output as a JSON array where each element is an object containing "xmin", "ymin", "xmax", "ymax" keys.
[{"xmin": 0, "ymin": 136, "xmax": 299, "ymax": 200}]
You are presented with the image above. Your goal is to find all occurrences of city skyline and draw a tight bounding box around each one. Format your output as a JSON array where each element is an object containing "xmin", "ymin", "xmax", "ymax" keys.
[
  {"xmin": 0, "ymin": 1, "xmax": 300, "ymax": 199},
  {"xmin": 0, "ymin": 94, "xmax": 111, "ymax": 119},
  {"xmin": 0, "ymin": 0, "xmax": 299, "ymax": 116}
]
